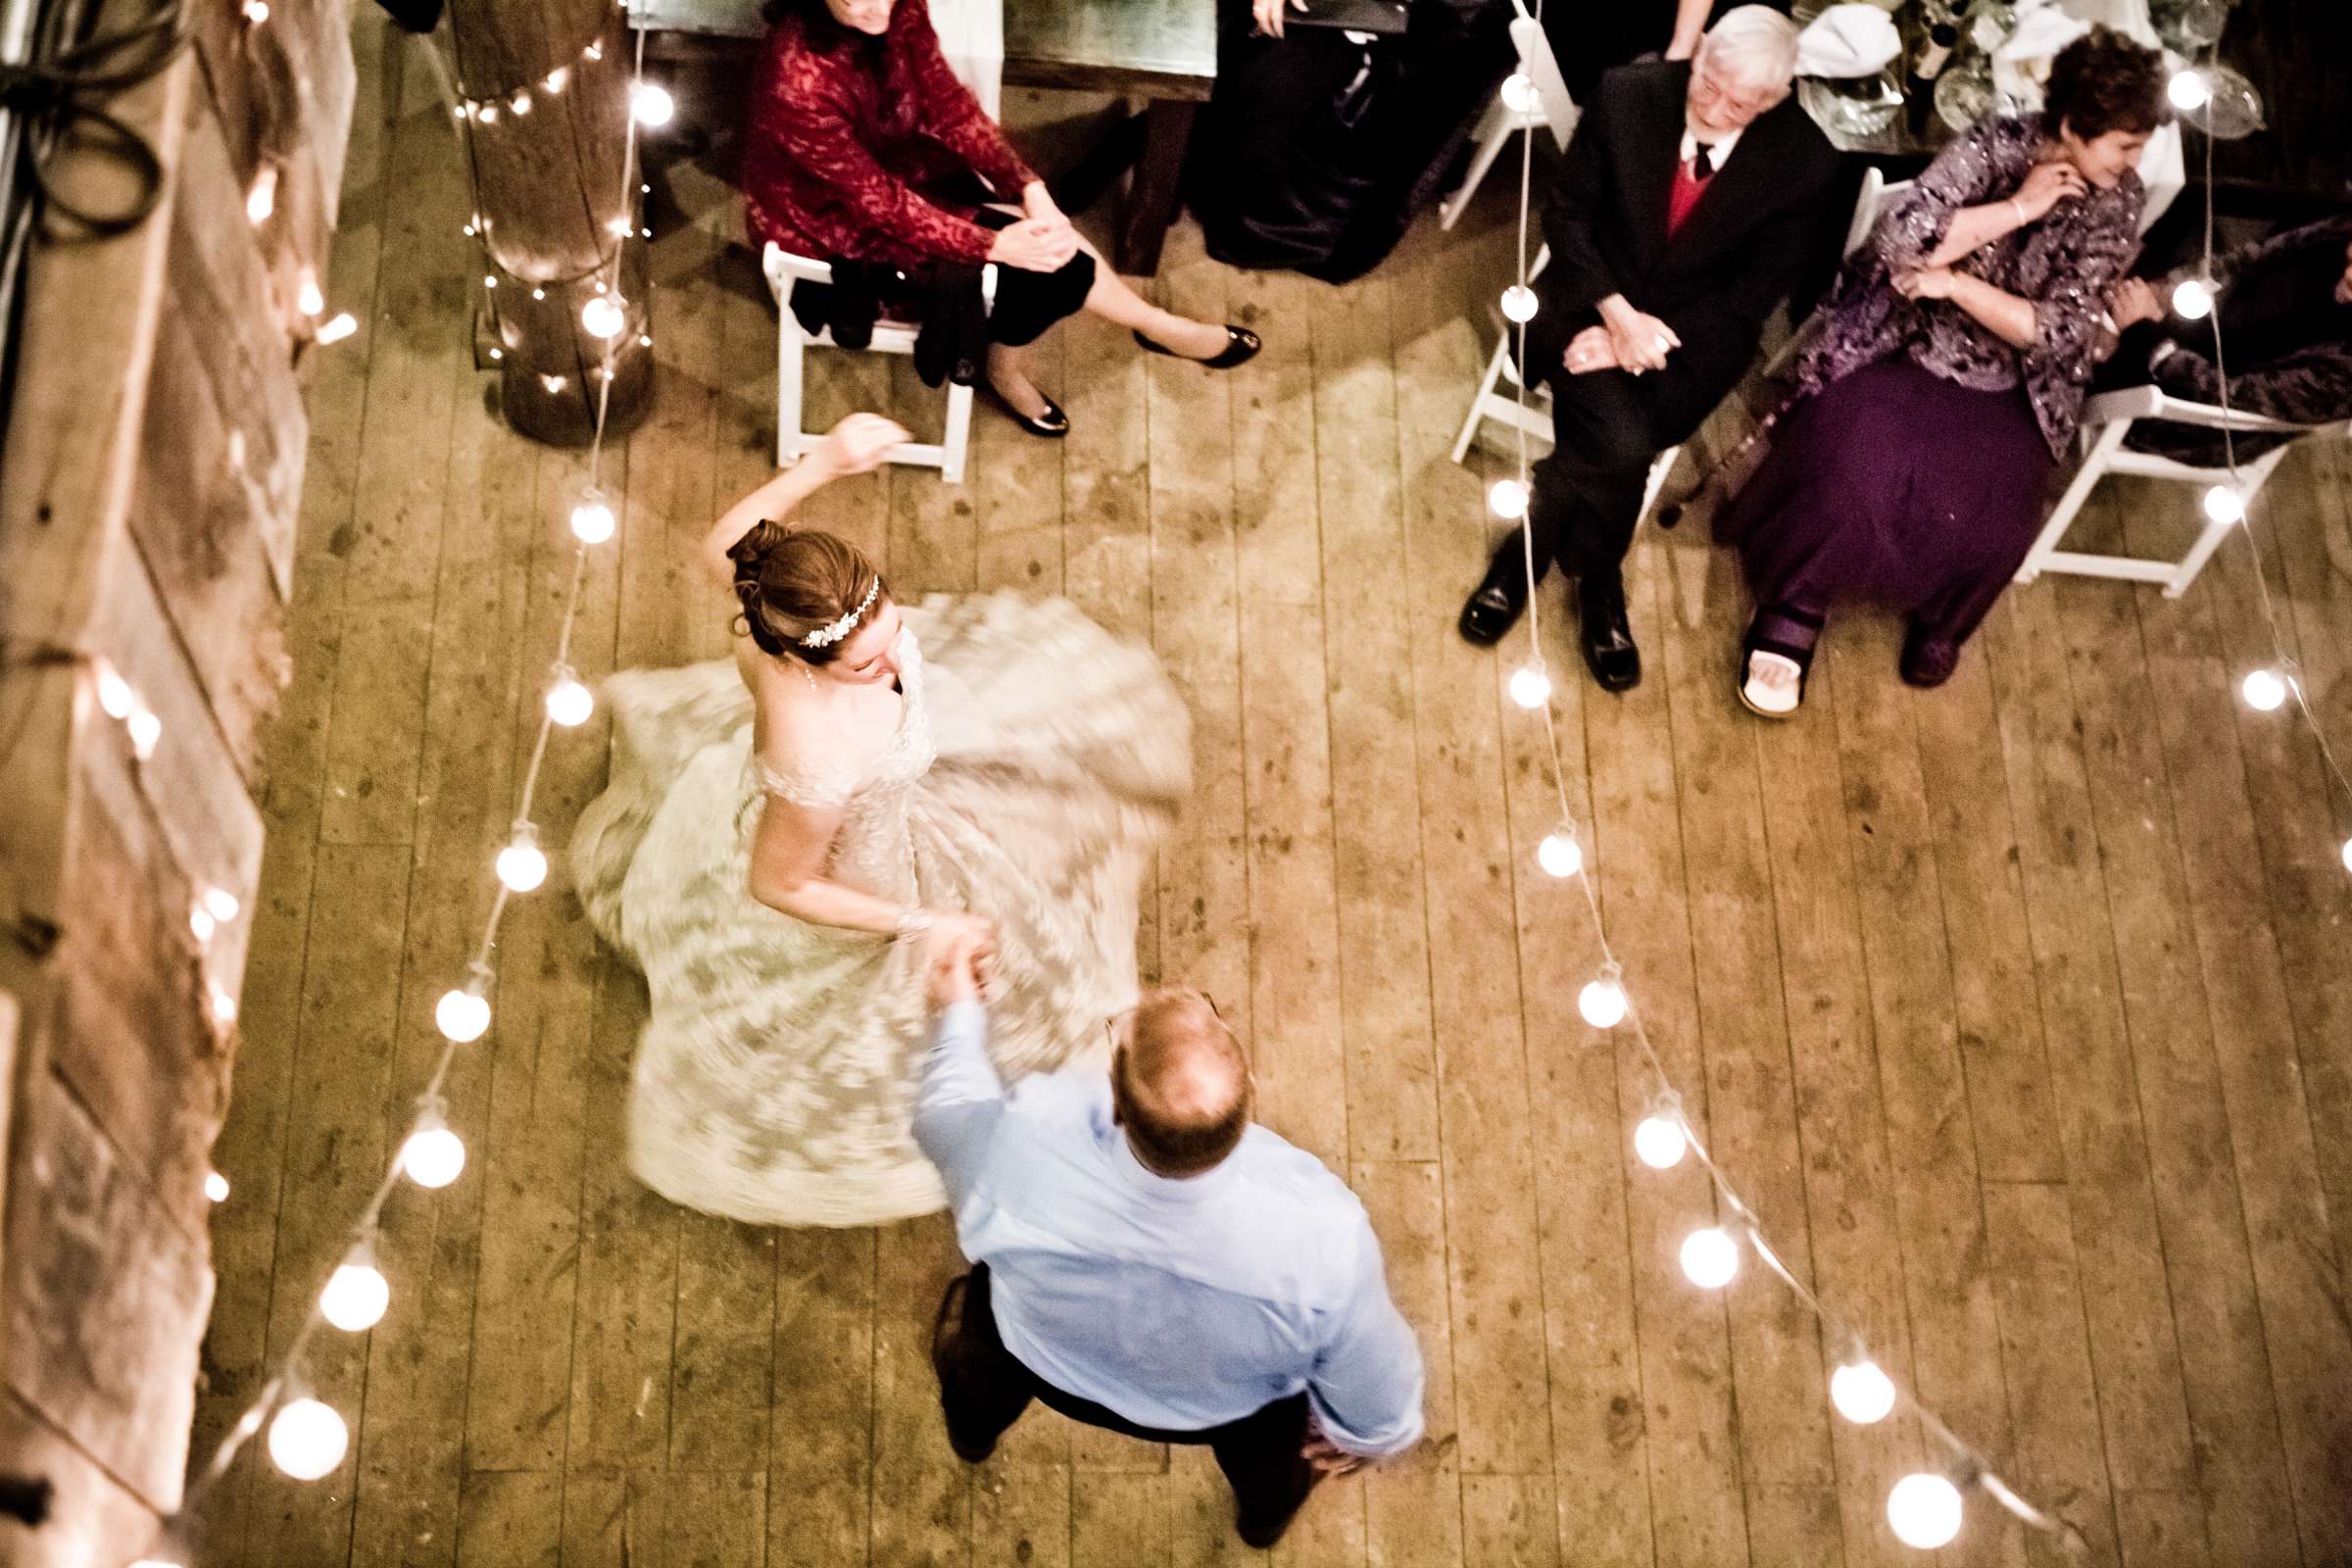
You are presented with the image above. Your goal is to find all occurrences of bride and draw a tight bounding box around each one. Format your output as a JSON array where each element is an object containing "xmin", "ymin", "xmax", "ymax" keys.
[{"xmin": 569, "ymin": 414, "xmax": 1192, "ymax": 1226}]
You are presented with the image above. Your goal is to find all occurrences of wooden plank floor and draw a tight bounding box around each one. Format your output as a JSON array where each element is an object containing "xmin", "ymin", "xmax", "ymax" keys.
[{"xmin": 194, "ymin": 14, "xmax": 2352, "ymax": 1567}]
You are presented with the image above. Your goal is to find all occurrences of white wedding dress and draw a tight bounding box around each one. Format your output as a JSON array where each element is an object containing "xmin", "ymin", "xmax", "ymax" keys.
[{"xmin": 569, "ymin": 593, "xmax": 1192, "ymax": 1226}]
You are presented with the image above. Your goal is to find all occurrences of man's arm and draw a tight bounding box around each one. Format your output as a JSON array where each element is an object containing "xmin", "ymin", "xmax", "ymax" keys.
[
  {"xmin": 1305, "ymin": 1229, "xmax": 1425, "ymax": 1459},
  {"xmin": 910, "ymin": 999, "xmax": 1006, "ymax": 1204}
]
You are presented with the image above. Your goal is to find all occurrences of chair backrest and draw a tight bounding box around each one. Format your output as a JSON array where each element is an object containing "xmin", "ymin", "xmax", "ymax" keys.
[
  {"xmin": 1840, "ymin": 173, "xmax": 1913, "ymax": 260},
  {"xmin": 762, "ymin": 242, "xmax": 834, "ymax": 307},
  {"xmin": 1506, "ymin": 13, "xmax": 1579, "ymax": 153}
]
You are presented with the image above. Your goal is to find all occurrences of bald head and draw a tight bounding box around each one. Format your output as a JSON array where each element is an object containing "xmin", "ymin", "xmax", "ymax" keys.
[{"xmin": 1110, "ymin": 990, "xmax": 1253, "ymax": 1177}]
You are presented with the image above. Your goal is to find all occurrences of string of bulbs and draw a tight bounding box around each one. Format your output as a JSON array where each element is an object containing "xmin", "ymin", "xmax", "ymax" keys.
[{"xmin": 122, "ymin": 15, "xmax": 660, "ymax": 1567}]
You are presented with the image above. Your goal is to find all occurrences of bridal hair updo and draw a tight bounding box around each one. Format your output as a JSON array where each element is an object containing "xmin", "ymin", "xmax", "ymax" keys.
[{"xmin": 727, "ymin": 521, "xmax": 888, "ymax": 666}]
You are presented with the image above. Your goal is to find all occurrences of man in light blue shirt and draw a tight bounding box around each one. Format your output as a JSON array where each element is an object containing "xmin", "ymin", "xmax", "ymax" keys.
[{"xmin": 913, "ymin": 947, "xmax": 1424, "ymax": 1548}]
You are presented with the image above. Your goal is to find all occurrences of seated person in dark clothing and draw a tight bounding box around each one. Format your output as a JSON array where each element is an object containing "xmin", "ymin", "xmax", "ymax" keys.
[
  {"xmin": 745, "ymin": 0, "xmax": 1260, "ymax": 441},
  {"xmin": 2095, "ymin": 213, "xmax": 2352, "ymax": 465},
  {"xmin": 1456, "ymin": 6, "xmax": 1844, "ymax": 693}
]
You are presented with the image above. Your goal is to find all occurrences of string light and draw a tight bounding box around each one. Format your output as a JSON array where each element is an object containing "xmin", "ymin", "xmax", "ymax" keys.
[
  {"xmin": 631, "ymin": 81, "xmax": 673, "ymax": 126},
  {"xmin": 1537, "ymin": 828, "xmax": 1582, "ymax": 877},
  {"xmin": 581, "ymin": 295, "xmax": 625, "ymax": 339},
  {"xmin": 478, "ymin": 103, "xmax": 499, "ymax": 124},
  {"xmin": 1830, "ymin": 1356, "xmax": 1897, "ymax": 1424},
  {"xmin": 510, "ymin": 90, "xmax": 532, "ymax": 116},
  {"xmin": 127, "ymin": 703, "xmax": 161, "ymax": 760},
  {"xmin": 190, "ymin": 902, "xmax": 217, "ymax": 943},
  {"xmin": 1507, "ymin": 663, "xmax": 1550, "ymax": 709},
  {"xmin": 2171, "ymin": 277, "xmax": 2214, "ymax": 319},
  {"xmin": 541, "ymin": 373, "xmax": 567, "ymax": 393},
  {"xmin": 1887, "ymin": 1474, "xmax": 1965, "ymax": 1549},
  {"xmin": 400, "ymin": 1107, "xmax": 466, "ymax": 1190},
  {"xmin": 1499, "ymin": 284, "xmax": 1538, "ymax": 323},
  {"xmin": 495, "ymin": 822, "xmax": 549, "ymax": 892},
  {"xmin": 205, "ymin": 887, "xmax": 241, "ymax": 922},
  {"xmin": 547, "ymin": 666, "xmax": 594, "ymax": 726},
  {"xmin": 94, "ymin": 661, "xmax": 133, "ymax": 719},
  {"xmin": 267, "ymin": 1398, "xmax": 348, "ymax": 1480},
  {"xmin": 1632, "ymin": 1110, "xmax": 1686, "ymax": 1169},
  {"xmin": 433, "ymin": 963, "xmax": 493, "ymax": 1044},
  {"xmin": 1488, "ymin": 476, "xmax": 1529, "ymax": 519},
  {"xmin": 2241, "ymin": 668, "xmax": 2287, "ymax": 711},
  {"xmin": 1679, "ymin": 1226, "xmax": 1740, "ymax": 1289},
  {"xmin": 297, "ymin": 271, "xmax": 325, "ymax": 317},
  {"xmin": 1577, "ymin": 970, "xmax": 1628, "ymax": 1029},
  {"xmin": 543, "ymin": 67, "xmax": 567, "ymax": 92},
  {"xmin": 205, "ymin": 1171, "xmax": 230, "ymax": 1202},
  {"xmin": 316, "ymin": 313, "xmax": 358, "ymax": 345},
  {"xmin": 2166, "ymin": 68, "xmax": 2211, "ymax": 112},
  {"xmin": 239, "ymin": 0, "xmax": 267, "ymax": 19},
  {"xmin": 2201, "ymin": 484, "xmax": 2245, "ymax": 524},
  {"xmin": 2341, "ymin": 836, "xmax": 2352, "ymax": 874},
  {"xmin": 246, "ymin": 165, "xmax": 277, "ymax": 224},
  {"xmin": 531, "ymin": 287, "xmax": 547, "ymax": 301},
  {"xmin": 1499, "ymin": 72, "xmax": 1538, "ymax": 115},
  {"xmin": 210, "ymin": 981, "xmax": 238, "ymax": 1027},
  {"xmin": 484, "ymin": 274, "xmax": 499, "ymax": 289},
  {"xmin": 319, "ymin": 1247, "xmax": 390, "ymax": 1333},
  {"xmin": 637, "ymin": 334, "xmax": 653, "ymax": 348}
]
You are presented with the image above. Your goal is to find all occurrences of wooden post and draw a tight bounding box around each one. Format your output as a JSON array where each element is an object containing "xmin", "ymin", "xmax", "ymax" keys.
[{"xmin": 446, "ymin": 0, "xmax": 653, "ymax": 446}]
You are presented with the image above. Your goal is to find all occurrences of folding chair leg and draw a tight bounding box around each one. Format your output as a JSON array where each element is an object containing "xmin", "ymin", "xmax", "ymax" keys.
[
  {"xmin": 1635, "ymin": 444, "xmax": 1681, "ymax": 530},
  {"xmin": 940, "ymin": 380, "xmax": 974, "ymax": 486},
  {"xmin": 1440, "ymin": 102, "xmax": 1515, "ymax": 231},
  {"xmin": 2018, "ymin": 419, "xmax": 2131, "ymax": 585},
  {"xmin": 777, "ymin": 323, "xmax": 809, "ymax": 468},
  {"xmin": 1452, "ymin": 337, "xmax": 1512, "ymax": 466}
]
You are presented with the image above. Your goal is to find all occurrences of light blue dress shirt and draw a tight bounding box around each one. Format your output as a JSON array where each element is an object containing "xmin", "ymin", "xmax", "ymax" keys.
[{"xmin": 911, "ymin": 1001, "xmax": 1425, "ymax": 1457}]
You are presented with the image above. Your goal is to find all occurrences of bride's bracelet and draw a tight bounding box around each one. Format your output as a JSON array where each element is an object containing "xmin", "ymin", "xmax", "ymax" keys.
[{"xmin": 894, "ymin": 906, "xmax": 933, "ymax": 941}]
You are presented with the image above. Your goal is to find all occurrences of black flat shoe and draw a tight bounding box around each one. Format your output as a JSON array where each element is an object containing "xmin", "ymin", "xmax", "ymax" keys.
[
  {"xmin": 1133, "ymin": 324, "xmax": 1261, "ymax": 369},
  {"xmin": 1899, "ymin": 622, "xmax": 1961, "ymax": 688},
  {"xmin": 1458, "ymin": 542, "xmax": 1533, "ymax": 646},
  {"xmin": 1576, "ymin": 572, "xmax": 1642, "ymax": 693},
  {"xmin": 985, "ymin": 382, "xmax": 1070, "ymax": 438}
]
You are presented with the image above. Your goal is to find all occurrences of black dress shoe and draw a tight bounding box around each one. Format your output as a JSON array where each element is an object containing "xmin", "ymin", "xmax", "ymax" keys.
[
  {"xmin": 1576, "ymin": 572, "xmax": 1642, "ymax": 692},
  {"xmin": 1458, "ymin": 547, "xmax": 1532, "ymax": 646},
  {"xmin": 1133, "ymin": 324, "xmax": 1262, "ymax": 368},
  {"xmin": 985, "ymin": 382, "xmax": 1070, "ymax": 438}
]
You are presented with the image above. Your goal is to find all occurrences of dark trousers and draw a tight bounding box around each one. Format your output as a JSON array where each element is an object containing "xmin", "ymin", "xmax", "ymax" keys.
[
  {"xmin": 933, "ymin": 1266, "xmax": 1321, "ymax": 1542},
  {"xmin": 1514, "ymin": 347, "xmax": 1734, "ymax": 583}
]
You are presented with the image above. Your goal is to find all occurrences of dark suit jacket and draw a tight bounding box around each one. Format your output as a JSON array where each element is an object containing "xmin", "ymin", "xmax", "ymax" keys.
[{"xmin": 1531, "ymin": 60, "xmax": 1843, "ymax": 400}]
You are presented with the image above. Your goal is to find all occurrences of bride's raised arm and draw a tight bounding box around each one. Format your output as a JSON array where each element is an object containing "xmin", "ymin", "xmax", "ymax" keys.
[{"xmin": 694, "ymin": 413, "xmax": 910, "ymax": 591}]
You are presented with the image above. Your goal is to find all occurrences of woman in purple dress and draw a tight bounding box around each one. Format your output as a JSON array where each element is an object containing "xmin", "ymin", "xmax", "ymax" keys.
[{"xmin": 1713, "ymin": 27, "xmax": 2169, "ymax": 715}]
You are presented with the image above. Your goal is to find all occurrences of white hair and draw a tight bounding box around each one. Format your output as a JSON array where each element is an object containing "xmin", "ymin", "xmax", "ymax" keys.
[{"xmin": 1698, "ymin": 5, "xmax": 1801, "ymax": 90}]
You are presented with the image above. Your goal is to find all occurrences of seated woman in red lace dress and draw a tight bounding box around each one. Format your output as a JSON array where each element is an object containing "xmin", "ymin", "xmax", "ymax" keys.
[{"xmin": 747, "ymin": 0, "xmax": 1260, "ymax": 439}]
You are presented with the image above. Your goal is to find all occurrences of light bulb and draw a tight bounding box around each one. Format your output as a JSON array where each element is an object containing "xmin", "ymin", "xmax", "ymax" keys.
[
  {"xmin": 297, "ymin": 271, "xmax": 324, "ymax": 316},
  {"xmin": 1680, "ymin": 1225, "xmax": 1740, "ymax": 1288},
  {"xmin": 546, "ymin": 670, "xmax": 594, "ymax": 726},
  {"xmin": 510, "ymin": 90, "xmax": 532, "ymax": 116},
  {"xmin": 1538, "ymin": 831, "xmax": 1582, "ymax": 878},
  {"xmin": 434, "ymin": 977, "xmax": 492, "ymax": 1044},
  {"xmin": 531, "ymin": 287, "xmax": 547, "ymax": 302},
  {"xmin": 1488, "ymin": 476, "xmax": 1530, "ymax": 519},
  {"xmin": 2166, "ymin": 69, "xmax": 2211, "ymax": 112},
  {"xmin": 2201, "ymin": 485, "xmax": 2245, "ymax": 525},
  {"xmin": 2240, "ymin": 668, "xmax": 2287, "ymax": 711},
  {"xmin": 1500, "ymin": 72, "xmax": 1539, "ymax": 115},
  {"xmin": 632, "ymin": 81, "xmax": 674, "ymax": 126},
  {"xmin": 205, "ymin": 886, "xmax": 241, "ymax": 921},
  {"xmin": 478, "ymin": 103, "xmax": 498, "ymax": 123},
  {"xmin": 581, "ymin": 295, "xmax": 625, "ymax": 339},
  {"xmin": 2171, "ymin": 277, "xmax": 2214, "ymax": 319},
  {"xmin": 320, "ymin": 1257, "xmax": 390, "ymax": 1332},
  {"xmin": 608, "ymin": 216, "xmax": 633, "ymax": 236},
  {"xmin": 496, "ymin": 829, "xmax": 548, "ymax": 893},
  {"xmin": 1886, "ymin": 1473, "xmax": 1964, "ymax": 1549},
  {"xmin": 1830, "ymin": 1357, "xmax": 1896, "ymax": 1424},
  {"xmin": 2340, "ymin": 836, "xmax": 2352, "ymax": 874},
  {"xmin": 316, "ymin": 313, "xmax": 359, "ymax": 345},
  {"xmin": 1633, "ymin": 1114, "xmax": 1685, "ymax": 1169},
  {"xmin": 570, "ymin": 494, "xmax": 615, "ymax": 543},
  {"xmin": 95, "ymin": 661, "xmax": 133, "ymax": 718},
  {"xmin": 488, "ymin": 347, "xmax": 504, "ymax": 361},
  {"xmin": 205, "ymin": 1170, "xmax": 231, "ymax": 1202},
  {"xmin": 544, "ymin": 67, "xmax": 567, "ymax": 92},
  {"xmin": 401, "ymin": 1120, "xmax": 466, "ymax": 1189},
  {"xmin": 485, "ymin": 274, "xmax": 498, "ymax": 288},
  {"xmin": 1500, "ymin": 284, "xmax": 1539, "ymax": 323},
  {"xmin": 1578, "ymin": 976, "xmax": 1628, "ymax": 1029},
  {"xmin": 210, "ymin": 982, "xmax": 238, "ymax": 1026},
  {"xmin": 241, "ymin": 0, "xmax": 268, "ymax": 19},
  {"xmin": 541, "ymin": 373, "xmax": 567, "ymax": 393},
  {"xmin": 638, "ymin": 334, "xmax": 653, "ymax": 348},
  {"xmin": 190, "ymin": 904, "xmax": 217, "ymax": 943},
  {"xmin": 128, "ymin": 704, "xmax": 162, "ymax": 760},
  {"xmin": 246, "ymin": 166, "xmax": 277, "ymax": 224},
  {"xmin": 1508, "ymin": 664, "xmax": 1551, "ymax": 710},
  {"xmin": 584, "ymin": 38, "xmax": 603, "ymax": 59},
  {"xmin": 269, "ymin": 1397, "xmax": 348, "ymax": 1480}
]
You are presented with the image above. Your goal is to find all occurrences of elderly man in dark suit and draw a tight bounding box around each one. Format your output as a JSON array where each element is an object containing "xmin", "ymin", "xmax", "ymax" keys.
[{"xmin": 1458, "ymin": 5, "xmax": 1843, "ymax": 692}]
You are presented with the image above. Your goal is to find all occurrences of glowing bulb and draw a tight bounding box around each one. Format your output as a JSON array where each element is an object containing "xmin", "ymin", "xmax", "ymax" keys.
[
  {"xmin": 245, "ymin": 167, "xmax": 276, "ymax": 224},
  {"xmin": 190, "ymin": 904, "xmax": 217, "ymax": 943},
  {"xmin": 1500, "ymin": 284, "xmax": 1539, "ymax": 323},
  {"xmin": 316, "ymin": 313, "xmax": 359, "ymax": 345},
  {"xmin": 638, "ymin": 334, "xmax": 653, "ymax": 348},
  {"xmin": 297, "ymin": 272, "xmax": 324, "ymax": 316},
  {"xmin": 205, "ymin": 887, "xmax": 241, "ymax": 922},
  {"xmin": 510, "ymin": 91, "xmax": 531, "ymax": 116},
  {"xmin": 1578, "ymin": 977, "xmax": 1628, "ymax": 1029},
  {"xmin": 2171, "ymin": 277, "xmax": 2214, "ymax": 319},
  {"xmin": 268, "ymin": 1398, "xmax": 348, "ymax": 1480},
  {"xmin": 210, "ymin": 983, "xmax": 237, "ymax": 1026},
  {"xmin": 2241, "ymin": 668, "xmax": 2287, "ymax": 711},
  {"xmin": 320, "ymin": 1257, "xmax": 390, "ymax": 1332},
  {"xmin": 128, "ymin": 704, "xmax": 161, "ymax": 760},
  {"xmin": 1830, "ymin": 1357, "xmax": 1897, "ymax": 1424},
  {"xmin": 241, "ymin": 0, "xmax": 268, "ymax": 19},
  {"xmin": 485, "ymin": 274, "xmax": 498, "ymax": 289},
  {"xmin": 434, "ymin": 981, "xmax": 491, "ymax": 1044},
  {"xmin": 584, "ymin": 38, "xmax": 603, "ymax": 59},
  {"xmin": 1680, "ymin": 1226, "xmax": 1740, "ymax": 1288},
  {"xmin": 632, "ymin": 82, "xmax": 674, "ymax": 127},
  {"xmin": 478, "ymin": 103, "xmax": 498, "ymax": 123},
  {"xmin": 531, "ymin": 287, "xmax": 547, "ymax": 302},
  {"xmin": 94, "ymin": 661, "xmax": 133, "ymax": 718},
  {"xmin": 541, "ymin": 373, "xmax": 567, "ymax": 393},
  {"xmin": 496, "ymin": 829, "xmax": 548, "ymax": 893},
  {"xmin": 1500, "ymin": 72, "xmax": 1539, "ymax": 115},
  {"xmin": 488, "ymin": 347, "xmax": 504, "ymax": 361},
  {"xmin": 1488, "ymin": 477, "xmax": 1529, "ymax": 519},
  {"xmin": 2167, "ymin": 69, "xmax": 2211, "ymax": 112},
  {"xmin": 581, "ymin": 295, "xmax": 625, "ymax": 339},
  {"xmin": 2201, "ymin": 485, "xmax": 2245, "ymax": 526},
  {"xmin": 1886, "ymin": 1474, "xmax": 1964, "ymax": 1549},
  {"xmin": 205, "ymin": 1170, "xmax": 230, "ymax": 1202},
  {"xmin": 608, "ymin": 216, "xmax": 632, "ymax": 236},
  {"xmin": 1508, "ymin": 664, "xmax": 1551, "ymax": 709},
  {"xmin": 401, "ymin": 1119, "xmax": 466, "ymax": 1189},
  {"xmin": 1633, "ymin": 1114, "xmax": 1686, "ymax": 1169},
  {"xmin": 570, "ymin": 494, "xmax": 615, "ymax": 543},
  {"xmin": 2341, "ymin": 836, "xmax": 2352, "ymax": 874},
  {"xmin": 548, "ymin": 670, "xmax": 594, "ymax": 727},
  {"xmin": 1537, "ymin": 831, "xmax": 1582, "ymax": 878},
  {"xmin": 543, "ymin": 67, "xmax": 567, "ymax": 92}
]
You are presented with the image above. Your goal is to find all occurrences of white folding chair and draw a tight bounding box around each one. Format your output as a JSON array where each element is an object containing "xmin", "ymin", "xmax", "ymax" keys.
[
  {"xmin": 2018, "ymin": 383, "xmax": 2333, "ymax": 597},
  {"xmin": 1439, "ymin": 9, "xmax": 1579, "ymax": 229},
  {"xmin": 1756, "ymin": 170, "xmax": 1914, "ymax": 380},
  {"xmin": 763, "ymin": 243, "xmax": 997, "ymax": 484}
]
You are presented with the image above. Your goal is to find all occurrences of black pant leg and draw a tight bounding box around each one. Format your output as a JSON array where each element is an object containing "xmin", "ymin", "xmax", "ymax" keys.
[
  {"xmin": 1533, "ymin": 367, "xmax": 1664, "ymax": 581},
  {"xmin": 1205, "ymin": 1393, "xmax": 1320, "ymax": 1544},
  {"xmin": 933, "ymin": 1265, "xmax": 1038, "ymax": 1460}
]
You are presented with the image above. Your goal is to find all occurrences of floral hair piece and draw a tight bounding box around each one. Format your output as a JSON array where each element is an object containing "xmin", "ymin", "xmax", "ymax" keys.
[{"xmin": 801, "ymin": 577, "xmax": 880, "ymax": 649}]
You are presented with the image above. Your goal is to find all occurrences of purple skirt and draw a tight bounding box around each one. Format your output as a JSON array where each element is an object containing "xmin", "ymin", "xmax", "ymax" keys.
[{"xmin": 1715, "ymin": 355, "xmax": 2054, "ymax": 648}]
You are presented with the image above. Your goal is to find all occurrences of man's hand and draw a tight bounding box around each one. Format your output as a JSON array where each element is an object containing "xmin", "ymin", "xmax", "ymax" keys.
[
  {"xmin": 817, "ymin": 413, "xmax": 912, "ymax": 475},
  {"xmin": 987, "ymin": 218, "xmax": 1080, "ymax": 273},
  {"xmin": 923, "ymin": 914, "xmax": 998, "ymax": 1010},
  {"xmin": 1252, "ymin": 0, "xmax": 1308, "ymax": 36},
  {"xmin": 1892, "ymin": 267, "xmax": 1960, "ymax": 302},
  {"xmin": 1563, "ymin": 324, "xmax": 1621, "ymax": 376},
  {"xmin": 2107, "ymin": 276, "xmax": 2162, "ymax": 330},
  {"xmin": 1597, "ymin": 295, "xmax": 1678, "ymax": 375},
  {"xmin": 1301, "ymin": 1414, "xmax": 1366, "ymax": 1477}
]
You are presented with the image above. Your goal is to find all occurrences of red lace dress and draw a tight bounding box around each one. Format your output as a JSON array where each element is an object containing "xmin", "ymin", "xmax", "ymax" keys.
[{"xmin": 746, "ymin": 0, "xmax": 1038, "ymax": 270}]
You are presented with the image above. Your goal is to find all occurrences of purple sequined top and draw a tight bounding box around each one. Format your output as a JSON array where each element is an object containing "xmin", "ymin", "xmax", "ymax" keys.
[{"xmin": 1796, "ymin": 114, "xmax": 2144, "ymax": 457}]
